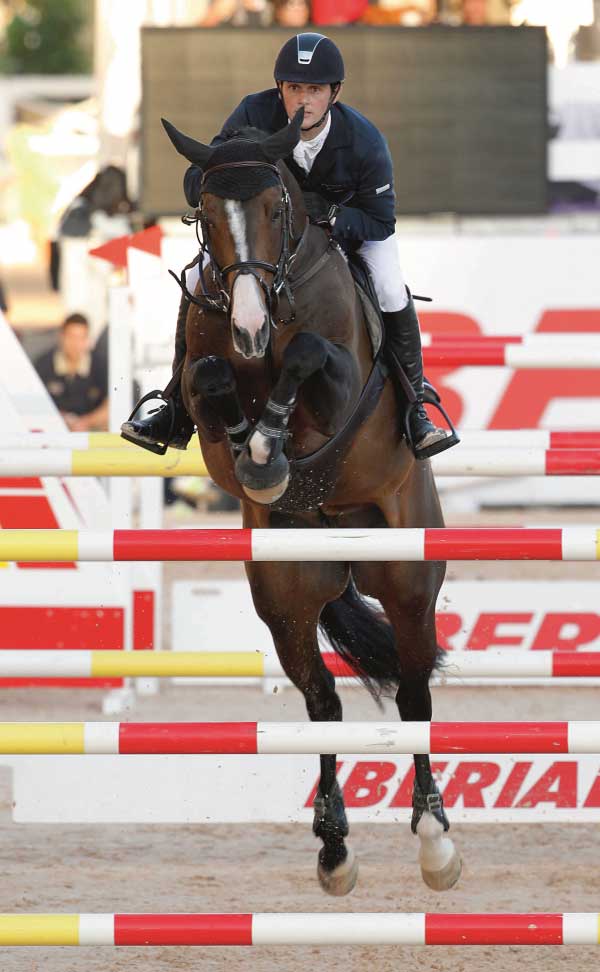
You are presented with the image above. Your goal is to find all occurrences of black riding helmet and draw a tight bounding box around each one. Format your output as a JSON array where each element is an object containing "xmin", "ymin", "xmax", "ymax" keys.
[
  {"xmin": 274, "ymin": 33, "xmax": 345, "ymax": 85},
  {"xmin": 274, "ymin": 34, "xmax": 344, "ymax": 132}
]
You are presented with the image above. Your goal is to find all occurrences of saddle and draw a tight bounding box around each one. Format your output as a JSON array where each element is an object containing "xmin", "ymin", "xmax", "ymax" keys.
[
  {"xmin": 345, "ymin": 250, "xmax": 384, "ymax": 359},
  {"xmin": 346, "ymin": 250, "xmax": 442, "ymax": 409}
]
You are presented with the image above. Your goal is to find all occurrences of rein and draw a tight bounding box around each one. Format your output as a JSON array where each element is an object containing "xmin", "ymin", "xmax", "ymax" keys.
[{"xmin": 170, "ymin": 160, "xmax": 307, "ymax": 327}]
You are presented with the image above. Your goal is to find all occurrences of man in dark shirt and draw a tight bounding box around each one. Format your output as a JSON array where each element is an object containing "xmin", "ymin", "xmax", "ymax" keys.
[
  {"xmin": 35, "ymin": 313, "xmax": 108, "ymax": 431},
  {"xmin": 123, "ymin": 32, "xmax": 456, "ymax": 460}
]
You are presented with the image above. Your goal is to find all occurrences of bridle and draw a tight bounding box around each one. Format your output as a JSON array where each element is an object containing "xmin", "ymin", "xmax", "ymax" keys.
[{"xmin": 170, "ymin": 160, "xmax": 300, "ymax": 325}]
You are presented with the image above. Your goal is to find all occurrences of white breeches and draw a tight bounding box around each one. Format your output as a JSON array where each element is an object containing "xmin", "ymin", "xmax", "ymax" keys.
[
  {"xmin": 185, "ymin": 234, "xmax": 409, "ymax": 313},
  {"xmin": 358, "ymin": 235, "xmax": 408, "ymax": 313}
]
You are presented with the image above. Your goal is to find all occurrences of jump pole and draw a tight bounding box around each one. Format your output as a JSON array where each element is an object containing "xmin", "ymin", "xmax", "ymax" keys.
[
  {"xmin": 2, "ymin": 448, "xmax": 600, "ymax": 477},
  {"xmin": 423, "ymin": 346, "xmax": 600, "ymax": 368},
  {"xmin": 2, "ymin": 429, "xmax": 600, "ymax": 451},
  {"xmin": 0, "ymin": 912, "xmax": 597, "ymax": 946},
  {"xmin": 0, "ymin": 527, "xmax": 598, "ymax": 561},
  {"xmin": 0, "ymin": 449, "xmax": 206, "ymax": 478},
  {"xmin": 455, "ymin": 430, "xmax": 600, "ymax": 450},
  {"xmin": 0, "ymin": 650, "xmax": 598, "ymax": 679},
  {"xmin": 1, "ymin": 720, "xmax": 600, "ymax": 754},
  {"xmin": 421, "ymin": 333, "xmax": 600, "ymax": 348},
  {"xmin": 432, "ymin": 448, "xmax": 600, "ymax": 476}
]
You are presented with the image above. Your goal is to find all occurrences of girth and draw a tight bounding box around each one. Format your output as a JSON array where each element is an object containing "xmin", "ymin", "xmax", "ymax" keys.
[{"xmin": 272, "ymin": 356, "xmax": 387, "ymax": 514}]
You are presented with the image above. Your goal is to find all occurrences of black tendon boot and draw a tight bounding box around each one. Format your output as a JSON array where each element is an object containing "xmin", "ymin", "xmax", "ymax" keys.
[
  {"xmin": 121, "ymin": 293, "xmax": 195, "ymax": 455},
  {"xmin": 383, "ymin": 295, "xmax": 459, "ymax": 460}
]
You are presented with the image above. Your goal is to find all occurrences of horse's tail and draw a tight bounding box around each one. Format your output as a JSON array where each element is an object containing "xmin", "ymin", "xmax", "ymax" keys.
[{"xmin": 318, "ymin": 577, "xmax": 400, "ymax": 705}]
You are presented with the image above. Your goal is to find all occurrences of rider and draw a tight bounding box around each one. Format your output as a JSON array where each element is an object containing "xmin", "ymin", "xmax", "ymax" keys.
[{"xmin": 123, "ymin": 32, "xmax": 456, "ymax": 460}]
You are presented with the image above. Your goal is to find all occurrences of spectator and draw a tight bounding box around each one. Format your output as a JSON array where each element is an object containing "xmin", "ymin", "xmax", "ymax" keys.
[
  {"xmin": 35, "ymin": 313, "xmax": 108, "ymax": 431},
  {"xmin": 0, "ymin": 276, "xmax": 8, "ymax": 316},
  {"xmin": 439, "ymin": 0, "xmax": 511, "ymax": 24},
  {"xmin": 361, "ymin": 2, "xmax": 436, "ymax": 25},
  {"xmin": 51, "ymin": 164, "xmax": 134, "ymax": 292},
  {"xmin": 312, "ymin": 0, "xmax": 368, "ymax": 23},
  {"xmin": 461, "ymin": 0, "xmax": 489, "ymax": 24},
  {"xmin": 198, "ymin": 0, "xmax": 270, "ymax": 26},
  {"xmin": 273, "ymin": 0, "xmax": 310, "ymax": 27}
]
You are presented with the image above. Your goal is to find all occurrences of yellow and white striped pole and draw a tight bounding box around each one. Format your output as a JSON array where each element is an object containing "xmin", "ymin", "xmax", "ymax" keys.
[{"xmin": 0, "ymin": 449, "xmax": 207, "ymax": 478}]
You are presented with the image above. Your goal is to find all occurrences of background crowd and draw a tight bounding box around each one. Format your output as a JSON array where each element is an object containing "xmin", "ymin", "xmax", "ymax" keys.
[{"xmin": 195, "ymin": 1, "xmax": 590, "ymax": 31}]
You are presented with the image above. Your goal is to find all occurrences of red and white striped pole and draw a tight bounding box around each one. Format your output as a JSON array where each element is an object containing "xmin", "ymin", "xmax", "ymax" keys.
[
  {"xmin": 455, "ymin": 430, "xmax": 600, "ymax": 451},
  {"xmin": 0, "ymin": 912, "xmax": 597, "ymax": 946},
  {"xmin": 1, "ymin": 428, "xmax": 599, "ymax": 451},
  {"xmin": 420, "ymin": 333, "xmax": 600, "ymax": 369},
  {"xmin": 2, "ymin": 720, "xmax": 600, "ymax": 754},
  {"xmin": 432, "ymin": 448, "xmax": 600, "ymax": 476},
  {"xmin": 0, "ymin": 527, "xmax": 598, "ymax": 562}
]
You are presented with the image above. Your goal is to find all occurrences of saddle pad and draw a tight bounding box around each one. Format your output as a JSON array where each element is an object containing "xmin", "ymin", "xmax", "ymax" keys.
[{"xmin": 355, "ymin": 281, "xmax": 383, "ymax": 359}]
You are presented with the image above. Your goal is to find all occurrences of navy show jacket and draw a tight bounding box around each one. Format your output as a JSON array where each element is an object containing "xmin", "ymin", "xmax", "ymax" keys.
[{"xmin": 183, "ymin": 88, "xmax": 396, "ymax": 244}]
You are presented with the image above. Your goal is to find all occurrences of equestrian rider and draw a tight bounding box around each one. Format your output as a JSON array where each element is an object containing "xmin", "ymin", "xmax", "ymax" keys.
[{"xmin": 122, "ymin": 32, "xmax": 456, "ymax": 460}]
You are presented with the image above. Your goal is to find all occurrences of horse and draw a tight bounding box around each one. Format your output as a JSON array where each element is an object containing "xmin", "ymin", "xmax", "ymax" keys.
[{"xmin": 162, "ymin": 109, "xmax": 461, "ymax": 896}]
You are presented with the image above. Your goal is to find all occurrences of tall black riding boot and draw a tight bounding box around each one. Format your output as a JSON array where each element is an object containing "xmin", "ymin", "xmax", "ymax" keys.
[
  {"xmin": 383, "ymin": 294, "xmax": 458, "ymax": 460},
  {"xmin": 121, "ymin": 292, "xmax": 195, "ymax": 454}
]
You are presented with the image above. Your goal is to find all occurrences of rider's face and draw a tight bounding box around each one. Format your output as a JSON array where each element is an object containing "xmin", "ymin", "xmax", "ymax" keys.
[{"xmin": 280, "ymin": 82, "xmax": 337, "ymax": 138}]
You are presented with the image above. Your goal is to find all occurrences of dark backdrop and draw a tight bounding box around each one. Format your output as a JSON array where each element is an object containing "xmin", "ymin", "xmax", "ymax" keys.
[{"xmin": 140, "ymin": 26, "xmax": 547, "ymax": 217}]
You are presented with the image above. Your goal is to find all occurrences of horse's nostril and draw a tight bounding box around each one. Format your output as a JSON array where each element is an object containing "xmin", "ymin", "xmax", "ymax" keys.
[
  {"xmin": 233, "ymin": 324, "xmax": 253, "ymax": 359},
  {"xmin": 253, "ymin": 318, "xmax": 269, "ymax": 355}
]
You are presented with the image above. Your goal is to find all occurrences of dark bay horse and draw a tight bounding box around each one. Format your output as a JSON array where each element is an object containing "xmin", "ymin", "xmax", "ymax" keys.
[{"xmin": 163, "ymin": 110, "xmax": 461, "ymax": 896}]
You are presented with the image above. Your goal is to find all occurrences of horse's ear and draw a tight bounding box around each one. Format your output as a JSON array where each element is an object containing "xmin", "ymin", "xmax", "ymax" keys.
[
  {"xmin": 260, "ymin": 108, "xmax": 304, "ymax": 162},
  {"xmin": 161, "ymin": 118, "xmax": 213, "ymax": 168}
]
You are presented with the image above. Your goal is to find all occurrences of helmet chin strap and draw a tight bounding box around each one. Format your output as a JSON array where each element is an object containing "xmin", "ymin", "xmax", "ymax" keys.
[
  {"xmin": 300, "ymin": 108, "xmax": 331, "ymax": 133},
  {"xmin": 279, "ymin": 83, "xmax": 341, "ymax": 136}
]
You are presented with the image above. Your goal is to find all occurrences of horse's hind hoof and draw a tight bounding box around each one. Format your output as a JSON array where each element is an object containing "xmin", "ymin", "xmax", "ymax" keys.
[
  {"xmin": 416, "ymin": 807, "xmax": 462, "ymax": 892},
  {"xmin": 421, "ymin": 847, "xmax": 462, "ymax": 892},
  {"xmin": 317, "ymin": 845, "xmax": 358, "ymax": 896}
]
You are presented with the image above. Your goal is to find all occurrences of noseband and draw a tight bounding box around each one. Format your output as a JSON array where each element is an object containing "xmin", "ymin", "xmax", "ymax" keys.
[{"xmin": 171, "ymin": 160, "xmax": 299, "ymax": 325}]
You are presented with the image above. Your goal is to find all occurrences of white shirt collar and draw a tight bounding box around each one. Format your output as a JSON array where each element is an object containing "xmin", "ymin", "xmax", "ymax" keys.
[{"xmin": 292, "ymin": 113, "xmax": 332, "ymax": 174}]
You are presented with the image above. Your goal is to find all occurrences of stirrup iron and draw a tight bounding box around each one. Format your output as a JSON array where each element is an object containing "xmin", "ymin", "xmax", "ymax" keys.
[{"xmin": 121, "ymin": 390, "xmax": 176, "ymax": 456}]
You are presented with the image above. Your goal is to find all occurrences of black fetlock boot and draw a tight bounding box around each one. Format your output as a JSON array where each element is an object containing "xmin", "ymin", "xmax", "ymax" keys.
[
  {"xmin": 382, "ymin": 294, "xmax": 459, "ymax": 460},
  {"xmin": 121, "ymin": 293, "xmax": 195, "ymax": 455}
]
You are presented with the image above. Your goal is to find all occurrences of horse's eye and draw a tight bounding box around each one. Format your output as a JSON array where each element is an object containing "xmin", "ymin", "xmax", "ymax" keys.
[{"xmin": 272, "ymin": 209, "xmax": 282, "ymax": 222}]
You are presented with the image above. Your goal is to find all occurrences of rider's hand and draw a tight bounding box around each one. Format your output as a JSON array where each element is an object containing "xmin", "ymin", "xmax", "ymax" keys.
[{"xmin": 302, "ymin": 191, "xmax": 339, "ymax": 230}]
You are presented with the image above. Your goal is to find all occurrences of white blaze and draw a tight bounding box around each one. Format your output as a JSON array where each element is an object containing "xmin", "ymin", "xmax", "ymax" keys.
[
  {"xmin": 224, "ymin": 199, "xmax": 249, "ymax": 261},
  {"xmin": 225, "ymin": 199, "xmax": 267, "ymax": 346}
]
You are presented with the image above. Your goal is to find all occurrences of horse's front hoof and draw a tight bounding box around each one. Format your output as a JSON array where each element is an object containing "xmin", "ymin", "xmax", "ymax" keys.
[
  {"xmin": 317, "ymin": 845, "xmax": 358, "ymax": 896},
  {"xmin": 241, "ymin": 475, "xmax": 290, "ymax": 505},
  {"xmin": 421, "ymin": 846, "xmax": 462, "ymax": 891},
  {"xmin": 235, "ymin": 448, "xmax": 289, "ymax": 504}
]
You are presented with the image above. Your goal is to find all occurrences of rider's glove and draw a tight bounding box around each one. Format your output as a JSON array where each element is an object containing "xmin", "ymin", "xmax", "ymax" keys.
[{"xmin": 302, "ymin": 191, "xmax": 339, "ymax": 230}]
